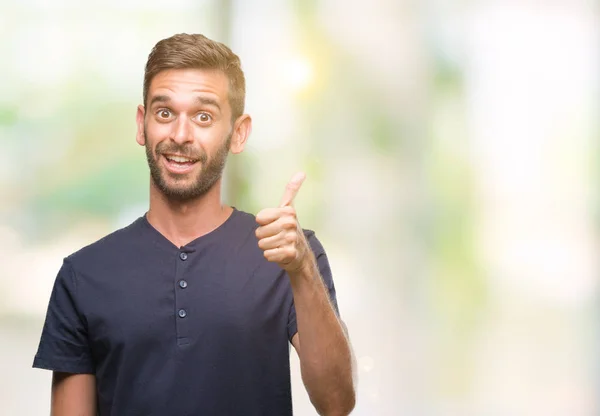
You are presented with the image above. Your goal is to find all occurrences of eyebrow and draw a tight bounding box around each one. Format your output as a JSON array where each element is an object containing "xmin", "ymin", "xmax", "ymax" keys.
[
  {"xmin": 149, "ymin": 95, "xmax": 221, "ymax": 111},
  {"xmin": 149, "ymin": 95, "xmax": 171, "ymax": 107},
  {"xmin": 195, "ymin": 96, "xmax": 221, "ymax": 111}
]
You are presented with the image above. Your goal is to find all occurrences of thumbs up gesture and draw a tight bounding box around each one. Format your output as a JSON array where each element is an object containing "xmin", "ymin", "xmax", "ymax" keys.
[{"xmin": 255, "ymin": 172, "xmax": 314, "ymax": 274}]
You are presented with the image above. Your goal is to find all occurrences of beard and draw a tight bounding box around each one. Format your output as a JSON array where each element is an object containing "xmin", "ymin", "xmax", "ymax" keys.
[{"xmin": 145, "ymin": 132, "xmax": 231, "ymax": 202}]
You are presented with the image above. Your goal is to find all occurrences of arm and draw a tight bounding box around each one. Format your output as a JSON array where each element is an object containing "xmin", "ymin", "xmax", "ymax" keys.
[
  {"xmin": 32, "ymin": 260, "xmax": 97, "ymax": 414},
  {"xmin": 255, "ymin": 172, "xmax": 355, "ymax": 416},
  {"xmin": 51, "ymin": 372, "xmax": 97, "ymax": 416},
  {"xmin": 288, "ymin": 260, "xmax": 355, "ymax": 416}
]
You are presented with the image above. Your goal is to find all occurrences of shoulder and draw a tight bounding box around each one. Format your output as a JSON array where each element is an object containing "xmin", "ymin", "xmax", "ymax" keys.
[
  {"xmin": 65, "ymin": 216, "xmax": 146, "ymax": 269},
  {"xmin": 303, "ymin": 228, "xmax": 326, "ymax": 257},
  {"xmin": 230, "ymin": 209, "xmax": 326, "ymax": 258},
  {"xmin": 235, "ymin": 209, "xmax": 323, "ymax": 244},
  {"xmin": 232, "ymin": 209, "xmax": 259, "ymax": 229}
]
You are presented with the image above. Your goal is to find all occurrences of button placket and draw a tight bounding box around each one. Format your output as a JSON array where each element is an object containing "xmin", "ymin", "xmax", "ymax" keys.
[{"xmin": 175, "ymin": 250, "xmax": 191, "ymax": 345}]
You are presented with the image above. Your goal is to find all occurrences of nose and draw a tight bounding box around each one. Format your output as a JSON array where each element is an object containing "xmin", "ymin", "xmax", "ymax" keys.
[{"xmin": 171, "ymin": 116, "xmax": 193, "ymax": 144}]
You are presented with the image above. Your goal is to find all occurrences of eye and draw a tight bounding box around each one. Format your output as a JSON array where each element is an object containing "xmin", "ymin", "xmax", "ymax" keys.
[
  {"xmin": 157, "ymin": 109, "xmax": 172, "ymax": 120},
  {"xmin": 196, "ymin": 112, "xmax": 212, "ymax": 123}
]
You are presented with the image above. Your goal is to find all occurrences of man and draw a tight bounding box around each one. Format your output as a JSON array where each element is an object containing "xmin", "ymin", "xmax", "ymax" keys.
[{"xmin": 33, "ymin": 33, "xmax": 355, "ymax": 415}]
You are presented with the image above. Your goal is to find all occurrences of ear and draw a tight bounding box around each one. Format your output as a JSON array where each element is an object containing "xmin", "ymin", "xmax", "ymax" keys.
[
  {"xmin": 136, "ymin": 105, "xmax": 146, "ymax": 146},
  {"xmin": 229, "ymin": 114, "xmax": 252, "ymax": 154}
]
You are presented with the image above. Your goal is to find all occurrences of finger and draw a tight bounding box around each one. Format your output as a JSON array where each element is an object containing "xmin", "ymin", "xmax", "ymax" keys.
[
  {"xmin": 257, "ymin": 230, "xmax": 298, "ymax": 251},
  {"xmin": 255, "ymin": 216, "xmax": 298, "ymax": 240},
  {"xmin": 257, "ymin": 232, "xmax": 285, "ymax": 251},
  {"xmin": 279, "ymin": 172, "xmax": 306, "ymax": 208},
  {"xmin": 256, "ymin": 206, "xmax": 295, "ymax": 226},
  {"xmin": 263, "ymin": 246, "xmax": 296, "ymax": 263}
]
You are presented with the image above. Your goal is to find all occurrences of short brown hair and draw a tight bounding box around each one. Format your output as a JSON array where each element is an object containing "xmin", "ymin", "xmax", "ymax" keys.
[{"xmin": 143, "ymin": 33, "xmax": 246, "ymax": 121}]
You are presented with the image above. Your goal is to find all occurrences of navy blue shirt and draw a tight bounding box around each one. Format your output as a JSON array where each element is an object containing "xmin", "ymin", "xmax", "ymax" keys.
[{"xmin": 33, "ymin": 209, "xmax": 339, "ymax": 415}]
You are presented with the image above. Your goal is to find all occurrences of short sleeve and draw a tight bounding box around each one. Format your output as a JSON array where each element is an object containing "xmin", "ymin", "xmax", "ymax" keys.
[
  {"xmin": 287, "ymin": 231, "xmax": 340, "ymax": 342},
  {"xmin": 32, "ymin": 259, "xmax": 95, "ymax": 374}
]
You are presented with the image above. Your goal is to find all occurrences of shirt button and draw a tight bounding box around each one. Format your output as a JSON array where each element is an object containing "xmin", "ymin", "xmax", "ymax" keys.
[
  {"xmin": 179, "ymin": 280, "xmax": 188, "ymax": 289},
  {"xmin": 178, "ymin": 309, "xmax": 187, "ymax": 318},
  {"xmin": 179, "ymin": 252, "xmax": 188, "ymax": 261}
]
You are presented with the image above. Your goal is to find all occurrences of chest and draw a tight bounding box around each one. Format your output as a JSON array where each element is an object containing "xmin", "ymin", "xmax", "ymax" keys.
[{"xmin": 82, "ymin": 252, "xmax": 292, "ymax": 353}]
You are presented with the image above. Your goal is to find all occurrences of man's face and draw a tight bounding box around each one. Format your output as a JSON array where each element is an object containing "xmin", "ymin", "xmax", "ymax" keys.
[{"xmin": 138, "ymin": 68, "xmax": 234, "ymax": 201}]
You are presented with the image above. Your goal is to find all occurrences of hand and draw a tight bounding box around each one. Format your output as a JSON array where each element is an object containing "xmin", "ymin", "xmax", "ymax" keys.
[{"xmin": 255, "ymin": 172, "xmax": 314, "ymax": 273}]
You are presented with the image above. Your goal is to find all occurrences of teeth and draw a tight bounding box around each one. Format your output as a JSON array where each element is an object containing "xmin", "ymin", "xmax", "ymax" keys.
[{"xmin": 166, "ymin": 155, "xmax": 194, "ymax": 163}]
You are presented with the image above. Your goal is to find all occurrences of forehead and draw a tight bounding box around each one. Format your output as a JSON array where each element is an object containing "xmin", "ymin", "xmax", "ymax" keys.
[{"xmin": 148, "ymin": 68, "xmax": 230, "ymax": 108}]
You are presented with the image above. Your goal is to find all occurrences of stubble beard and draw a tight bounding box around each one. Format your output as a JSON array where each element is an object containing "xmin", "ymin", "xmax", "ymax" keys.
[{"xmin": 145, "ymin": 132, "xmax": 232, "ymax": 202}]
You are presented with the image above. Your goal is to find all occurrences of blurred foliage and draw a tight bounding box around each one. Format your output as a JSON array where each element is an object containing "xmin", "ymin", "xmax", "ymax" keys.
[{"xmin": 0, "ymin": 105, "xmax": 18, "ymax": 126}]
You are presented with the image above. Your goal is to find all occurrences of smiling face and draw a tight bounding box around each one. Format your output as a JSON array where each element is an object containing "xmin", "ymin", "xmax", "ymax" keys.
[{"xmin": 136, "ymin": 68, "xmax": 250, "ymax": 202}]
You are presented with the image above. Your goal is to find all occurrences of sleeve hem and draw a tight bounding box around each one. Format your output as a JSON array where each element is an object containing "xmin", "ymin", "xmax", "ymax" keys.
[
  {"xmin": 287, "ymin": 322, "xmax": 298, "ymax": 342},
  {"xmin": 32, "ymin": 356, "xmax": 94, "ymax": 374}
]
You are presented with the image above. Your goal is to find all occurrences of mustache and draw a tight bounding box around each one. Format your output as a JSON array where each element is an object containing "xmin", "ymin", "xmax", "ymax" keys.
[{"xmin": 155, "ymin": 142, "xmax": 207, "ymax": 163}]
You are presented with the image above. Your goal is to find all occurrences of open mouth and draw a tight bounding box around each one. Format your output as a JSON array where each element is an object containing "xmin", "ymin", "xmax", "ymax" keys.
[{"xmin": 161, "ymin": 154, "xmax": 199, "ymax": 174}]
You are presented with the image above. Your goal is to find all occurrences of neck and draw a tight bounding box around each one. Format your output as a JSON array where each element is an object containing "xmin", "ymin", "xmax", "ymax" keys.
[{"xmin": 146, "ymin": 178, "xmax": 233, "ymax": 248}]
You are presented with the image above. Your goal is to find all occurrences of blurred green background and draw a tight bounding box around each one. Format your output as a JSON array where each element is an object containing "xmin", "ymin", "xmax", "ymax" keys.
[{"xmin": 1, "ymin": 0, "xmax": 599, "ymax": 414}]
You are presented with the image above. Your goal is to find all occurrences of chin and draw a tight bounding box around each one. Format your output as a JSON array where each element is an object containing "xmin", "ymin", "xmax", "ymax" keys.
[
  {"xmin": 164, "ymin": 184, "xmax": 200, "ymax": 198},
  {"xmin": 158, "ymin": 180, "xmax": 215, "ymax": 202}
]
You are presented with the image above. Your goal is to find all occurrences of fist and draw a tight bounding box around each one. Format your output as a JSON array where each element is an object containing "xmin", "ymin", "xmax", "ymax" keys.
[{"xmin": 255, "ymin": 172, "xmax": 313, "ymax": 273}]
